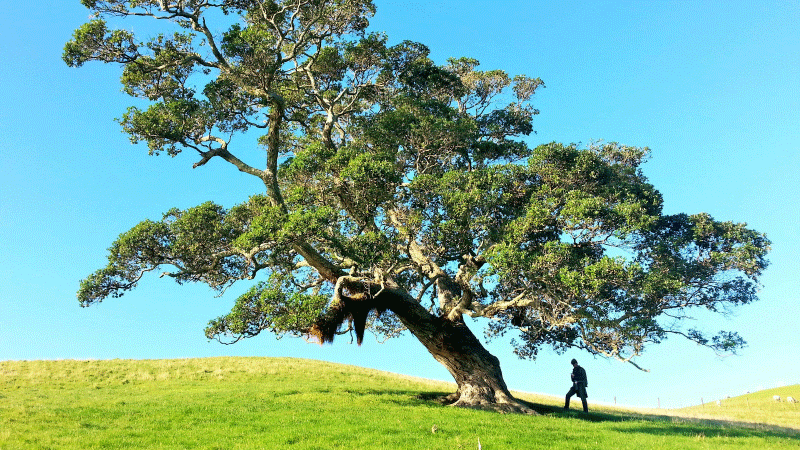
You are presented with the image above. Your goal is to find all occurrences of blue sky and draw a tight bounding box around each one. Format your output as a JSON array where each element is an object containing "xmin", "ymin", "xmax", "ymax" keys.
[{"xmin": 1, "ymin": 0, "xmax": 798, "ymax": 409}]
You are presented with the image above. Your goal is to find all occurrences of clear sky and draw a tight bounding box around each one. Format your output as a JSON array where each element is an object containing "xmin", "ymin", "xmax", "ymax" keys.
[{"xmin": 1, "ymin": 0, "xmax": 798, "ymax": 409}]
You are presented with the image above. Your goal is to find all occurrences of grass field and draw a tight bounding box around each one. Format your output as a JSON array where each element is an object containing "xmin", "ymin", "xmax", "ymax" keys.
[
  {"xmin": 672, "ymin": 385, "xmax": 800, "ymax": 430},
  {"xmin": 1, "ymin": 357, "xmax": 797, "ymax": 449}
]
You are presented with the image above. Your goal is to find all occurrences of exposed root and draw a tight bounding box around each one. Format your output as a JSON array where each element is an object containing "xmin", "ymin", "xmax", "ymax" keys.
[
  {"xmin": 424, "ymin": 392, "xmax": 539, "ymax": 415},
  {"xmin": 452, "ymin": 398, "xmax": 538, "ymax": 415}
]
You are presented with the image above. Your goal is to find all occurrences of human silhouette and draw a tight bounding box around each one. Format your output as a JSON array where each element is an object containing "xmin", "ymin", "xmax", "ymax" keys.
[{"xmin": 564, "ymin": 358, "xmax": 588, "ymax": 412}]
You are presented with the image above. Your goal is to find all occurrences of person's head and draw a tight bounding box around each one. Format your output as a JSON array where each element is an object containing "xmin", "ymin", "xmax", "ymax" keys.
[{"xmin": 571, "ymin": 359, "xmax": 578, "ymax": 366}]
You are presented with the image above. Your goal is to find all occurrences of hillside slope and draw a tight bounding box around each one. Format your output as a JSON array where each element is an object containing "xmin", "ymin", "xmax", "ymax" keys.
[
  {"xmin": 672, "ymin": 385, "xmax": 800, "ymax": 430},
  {"xmin": 1, "ymin": 357, "xmax": 797, "ymax": 449}
]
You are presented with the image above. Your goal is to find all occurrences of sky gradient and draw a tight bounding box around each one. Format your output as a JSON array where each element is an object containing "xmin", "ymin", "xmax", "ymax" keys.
[{"xmin": 1, "ymin": 0, "xmax": 798, "ymax": 409}]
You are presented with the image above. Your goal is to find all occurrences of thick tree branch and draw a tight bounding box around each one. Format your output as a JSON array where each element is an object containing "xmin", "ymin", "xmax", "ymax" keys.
[
  {"xmin": 191, "ymin": 137, "xmax": 266, "ymax": 180},
  {"xmin": 293, "ymin": 242, "xmax": 346, "ymax": 283}
]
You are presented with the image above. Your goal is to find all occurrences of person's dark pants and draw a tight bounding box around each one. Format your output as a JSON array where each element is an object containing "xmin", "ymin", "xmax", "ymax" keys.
[{"xmin": 565, "ymin": 384, "xmax": 588, "ymax": 412}]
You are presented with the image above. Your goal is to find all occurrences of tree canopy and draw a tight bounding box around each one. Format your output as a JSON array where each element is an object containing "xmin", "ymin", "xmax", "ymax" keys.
[{"xmin": 66, "ymin": 0, "xmax": 770, "ymax": 408}]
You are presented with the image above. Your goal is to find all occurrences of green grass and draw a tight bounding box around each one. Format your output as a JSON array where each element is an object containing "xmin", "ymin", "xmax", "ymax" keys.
[
  {"xmin": 671, "ymin": 385, "xmax": 800, "ymax": 431},
  {"xmin": 1, "ymin": 357, "xmax": 797, "ymax": 449}
]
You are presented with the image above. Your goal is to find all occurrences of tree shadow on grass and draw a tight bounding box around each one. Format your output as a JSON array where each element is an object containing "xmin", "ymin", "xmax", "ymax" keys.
[
  {"xmin": 526, "ymin": 399, "xmax": 800, "ymax": 441},
  {"xmin": 515, "ymin": 398, "xmax": 624, "ymax": 422},
  {"xmin": 414, "ymin": 391, "xmax": 611, "ymax": 417},
  {"xmin": 414, "ymin": 391, "xmax": 800, "ymax": 440},
  {"xmin": 340, "ymin": 388, "xmax": 439, "ymax": 407},
  {"xmin": 343, "ymin": 388, "xmax": 421, "ymax": 398}
]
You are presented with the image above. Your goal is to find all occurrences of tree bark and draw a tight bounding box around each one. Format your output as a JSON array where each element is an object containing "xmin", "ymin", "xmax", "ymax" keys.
[
  {"xmin": 380, "ymin": 288, "xmax": 535, "ymax": 414},
  {"xmin": 311, "ymin": 279, "xmax": 535, "ymax": 413}
]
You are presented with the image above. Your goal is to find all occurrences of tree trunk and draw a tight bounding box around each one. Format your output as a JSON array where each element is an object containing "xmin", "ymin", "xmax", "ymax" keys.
[
  {"xmin": 311, "ymin": 280, "xmax": 535, "ymax": 413},
  {"xmin": 382, "ymin": 289, "xmax": 535, "ymax": 414},
  {"xmin": 419, "ymin": 319, "xmax": 515, "ymax": 406}
]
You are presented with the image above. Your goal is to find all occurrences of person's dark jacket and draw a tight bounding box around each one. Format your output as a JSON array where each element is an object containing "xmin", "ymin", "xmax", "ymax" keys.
[{"xmin": 571, "ymin": 365, "xmax": 588, "ymax": 387}]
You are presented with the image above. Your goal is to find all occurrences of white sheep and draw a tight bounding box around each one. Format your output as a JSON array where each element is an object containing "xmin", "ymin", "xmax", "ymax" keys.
[
  {"xmin": 787, "ymin": 396, "xmax": 797, "ymax": 404},
  {"xmin": 773, "ymin": 395, "xmax": 781, "ymax": 402}
]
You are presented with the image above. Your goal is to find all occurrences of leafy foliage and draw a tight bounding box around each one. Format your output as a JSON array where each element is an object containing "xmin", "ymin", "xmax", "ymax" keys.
[
  {"xmin": 205, "ymin": 276, "xmax": 329, "ymax": 342},
  {"xmin": 68, "ymin": 0, "xmax": 769, "ymax": 369}
]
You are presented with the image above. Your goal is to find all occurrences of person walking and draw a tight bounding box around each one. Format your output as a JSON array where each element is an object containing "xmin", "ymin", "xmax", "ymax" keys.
[{"xmin": 565, "ymin": 358, "xmax": 588, "ymax": 412}]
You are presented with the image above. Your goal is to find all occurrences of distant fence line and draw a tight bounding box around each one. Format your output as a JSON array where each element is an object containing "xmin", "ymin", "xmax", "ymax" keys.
[{"xmin": 604, "ymin": 395, "xmax": 800, "ymax": 409}]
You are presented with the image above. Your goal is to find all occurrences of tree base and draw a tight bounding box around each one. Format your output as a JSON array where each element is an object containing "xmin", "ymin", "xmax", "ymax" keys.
[{"xmin": 432, "ymin": 392, "xmax": 539, "ymax": 415}]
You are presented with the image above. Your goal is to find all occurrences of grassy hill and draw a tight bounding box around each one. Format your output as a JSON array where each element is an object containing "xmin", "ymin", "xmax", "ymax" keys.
[
  {"xmin": 671, "ymin": 384, "xmax": 800, "ymax": 430},
  {"xmin": 1, "ymin": 357, "xmax": 797, "ymax": 449}
]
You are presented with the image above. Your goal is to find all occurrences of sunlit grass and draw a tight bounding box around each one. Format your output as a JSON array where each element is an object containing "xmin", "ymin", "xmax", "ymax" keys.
[
  {"xmin": 670, "ymin": 385, "xmax": 800, "ymax": 430},
  {"xmin": 1, "ymin": 357, "xmax": 797, "ymax": 449}
]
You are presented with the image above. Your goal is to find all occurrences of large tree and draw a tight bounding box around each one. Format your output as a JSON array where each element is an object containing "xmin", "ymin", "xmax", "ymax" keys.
[{"xmin": 66, "ymin": 0, "xmax": 769, "ymax": 411}]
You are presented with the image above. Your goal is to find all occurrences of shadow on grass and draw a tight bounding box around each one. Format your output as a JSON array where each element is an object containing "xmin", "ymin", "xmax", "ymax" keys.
[
  {"xmin": 527, "ymin": 399, "xmax": 800, "ymax": 439},
  {"xmin": 414, "ymin": 391, "xmax": 800, "ymax": 441},
  {"xmin": 515, "ymin": 398, "xmax": 624, "ymax": 422},
  {"xmin": 415, "ymin": 391, "xmax": 618, "ymax": 418}
]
